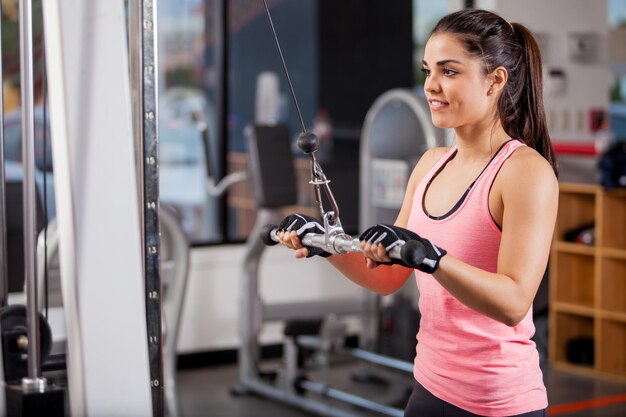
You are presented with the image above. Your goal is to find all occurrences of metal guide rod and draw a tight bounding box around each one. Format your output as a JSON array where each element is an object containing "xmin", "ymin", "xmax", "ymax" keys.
[
  {"xmin": 130, "ymin": 0, "xmax": 164, "ymax": 414},
  {"xmin": 298, "ymin": 380, "xmax": 404, "ymax": 417},
  {"xmin": 348, "ymin": 348, "xmax": 414, "ymax": 373},
  {"xmin": 129, "ymin": 0, "xmax": 144, "ymax": 214},
  {"xmin": 19, "ymin": 0, "xmax": 44, "ymax": 385},
  {"xmin": 142, "ymin": 0, "xmax": 163, "ymax": 414},
  {"xmin": 0, "ymin": 0, "xmax": 8, "ymax": 308}
]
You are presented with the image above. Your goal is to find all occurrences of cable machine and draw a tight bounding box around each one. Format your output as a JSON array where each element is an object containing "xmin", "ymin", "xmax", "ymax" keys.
[
  {"xmin": 234, "ymin": 2, "xmax": 448, "ymax": 416},
  {"xmin": 0, "ymin": 0, "xmax": 169, "ymax": 415}
]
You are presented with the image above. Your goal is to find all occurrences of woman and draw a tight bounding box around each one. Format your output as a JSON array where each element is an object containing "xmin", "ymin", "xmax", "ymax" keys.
[{"xmin": 278, "ymin": 8, "xmax": 558, "ymax": 417}]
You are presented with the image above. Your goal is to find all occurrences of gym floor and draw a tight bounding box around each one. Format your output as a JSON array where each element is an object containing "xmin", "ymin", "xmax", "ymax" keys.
[{"xmin": 177, "ymin": 359, "xmax": 626, "ymax": 417}]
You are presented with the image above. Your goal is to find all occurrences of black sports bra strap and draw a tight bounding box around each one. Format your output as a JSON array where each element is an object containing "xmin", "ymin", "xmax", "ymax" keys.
[{"xmin": 423, "ymin": 139, "xmax": 514, "ymax": 220}]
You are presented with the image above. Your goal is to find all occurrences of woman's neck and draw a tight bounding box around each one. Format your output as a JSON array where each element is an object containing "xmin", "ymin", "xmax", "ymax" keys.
[{"xmin": 452, "ymin": 120, "xmax": 509, "ymax": 164}]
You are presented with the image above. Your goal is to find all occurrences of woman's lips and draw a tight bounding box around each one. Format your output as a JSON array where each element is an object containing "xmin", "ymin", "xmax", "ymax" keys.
[{"xmin": 428, "ymin": 99, "xmax": 449, "ymax": 111}]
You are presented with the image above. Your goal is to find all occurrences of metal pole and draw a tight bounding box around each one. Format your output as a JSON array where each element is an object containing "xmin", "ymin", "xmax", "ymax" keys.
[
  {"xmin": 348, "ymin": 348, "xmax": 413, "ymax": 373},
  {"xmin": 19, "ymin": 0, "xmax": 43, "ymax": 386},
  {"xmin": 130, "ymin": 0, "xmax": 164, "ymax": 414},
  {"xmin": 0, "ymin": 0, "xmax": 8, "ymax": 308},
  {"xmin": 216, "ymin": 0, "xmax": 228, "ymax": 237},
  {"xmin": 298, "ymin": 380, "xmax": 404, "ymax": 417},
  {"xmin": 128, "ymin": 0, "xmax": 144, "ymax": 230}
]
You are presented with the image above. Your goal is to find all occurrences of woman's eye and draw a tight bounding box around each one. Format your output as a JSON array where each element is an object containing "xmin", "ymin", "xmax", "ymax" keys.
[
  {"xmin": 442, "ymin": 68, "xmax": 458, "ymax": 76},
  {"xmin": 421, "ymin": 67, "xmax": 431, "ymax": 77}
]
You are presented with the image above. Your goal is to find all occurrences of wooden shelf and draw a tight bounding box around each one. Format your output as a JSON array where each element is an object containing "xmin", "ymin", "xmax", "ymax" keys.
[
  {"xmin": 552, "ymin": 241, "xmax": 596, "ymax": 255},
  {"xmin": 598, "ymin": 320, "xmax": 626, "ymax": 376},
  {"xmin": 558, "ymin": 182, "xmax": 599, "ymax": 194},
  {"xmin": 600, "ymin": 256, "xmax": 626, "ymax": 315},
  {"xmin": 599, "ymin": 247, "xmax": 626, "ymax": 260},
  {"xmin": 599, "ymin": 311, "xmax": 626, "ymax": 323},
  {"xmin": 551, "ymin": 251, "xmax": 595, "ymax": 307},
  {"xmin": 550, "ymin": 311, "xmax": 594, "ymax": 365},
  {"xmin": 549, "ymin": 183, "xmax": 626, "ymax": 378},
  {"xmin": 600, "ymin": 191, "xmax": 626, "ymax": 250},
  {"xmin": 553, "ymin": 302, "xmax": 595, "ymax": 317}
]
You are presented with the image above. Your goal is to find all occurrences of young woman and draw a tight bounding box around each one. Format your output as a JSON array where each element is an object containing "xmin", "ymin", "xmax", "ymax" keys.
[{"xmin": 277, "ymin": 8, "xmax": 558, "ymax": 417}]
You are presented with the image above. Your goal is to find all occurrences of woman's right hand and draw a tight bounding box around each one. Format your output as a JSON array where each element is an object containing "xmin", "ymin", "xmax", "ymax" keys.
[
  {"xmin": 277, "ymin": 229, "xmax": 310, "ymax": 258},
  {"xmin": 275, "ymin": 214, "xmax": 331, "ymax": 258}
]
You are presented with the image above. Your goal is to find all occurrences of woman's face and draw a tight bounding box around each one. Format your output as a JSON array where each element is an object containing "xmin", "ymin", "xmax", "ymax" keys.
[{"xmin": 422, "ymin": 33, "xmax": 494, "ymax": 130}]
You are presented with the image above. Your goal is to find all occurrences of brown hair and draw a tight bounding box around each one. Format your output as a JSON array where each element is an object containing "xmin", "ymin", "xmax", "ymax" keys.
[{"xmin": 431, "ymin": 9, "xmax": 558, "ymax": 175}]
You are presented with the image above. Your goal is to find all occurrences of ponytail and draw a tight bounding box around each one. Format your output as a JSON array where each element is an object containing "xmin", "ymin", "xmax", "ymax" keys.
[
  {"xmin": 431, "ymin": 10, "xmax": 559, "ymax": 176},
  {"xmin": 507, "ymin": 23, "xmax": 558, "ymax": 176}
]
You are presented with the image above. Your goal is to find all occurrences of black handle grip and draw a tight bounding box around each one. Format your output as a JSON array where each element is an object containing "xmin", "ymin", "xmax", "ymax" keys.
[
  {"xmin": 400, "ymin": 239, "xmax": 426, "ymax": 269},
  {"xmin": 260, "ymin": 224, "xmax": 279, "ymax": 246}
]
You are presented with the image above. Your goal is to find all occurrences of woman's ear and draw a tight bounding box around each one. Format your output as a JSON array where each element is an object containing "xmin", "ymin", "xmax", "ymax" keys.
[{"xmin": 488, "ymin": 66, "xmax": 508, "ymax": 96}]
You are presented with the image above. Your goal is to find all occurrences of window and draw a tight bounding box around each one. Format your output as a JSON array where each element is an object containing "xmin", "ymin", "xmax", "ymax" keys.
[
  {"xmin": 159, "ymin": 0, "xmax": 443, "ymax": 243},
  {"xmin": 159, "ymin": 0, "xmax": 318, "ymax": 243},
  {"xmin": 158, "ymin": 0, "xmax": 223, "ymax": 243},
  {"xmin": 609, "ymin": 0, "xmax": 626, "ymax": 140},
  {"xmin": 226, "ymin": 0, "xmax": 317, "ymax": 240},
  {"xmin": 413, "ymin": 0, "xmax": 450, "ymax": 86},
  {"xmin": 1, "ymin": 0, "xmax": 54, "ymax": 220}
]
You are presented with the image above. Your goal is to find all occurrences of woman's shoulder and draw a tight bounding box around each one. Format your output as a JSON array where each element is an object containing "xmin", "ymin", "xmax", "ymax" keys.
[
  {"xmin": 504, "ymin": 144, "xmax": 555, "ymax": 176},
  {"xmin": 498, "ymin": 143, "xmax": 559, "ymax": 199},
  {"xmin": 412, "ymin": 146, "xmax": 451, "ymax": 175},
  {"xmin": 406, "ymin": 146, "xmax": 452, "ymax": 191},
  {"xmin": 421, "ymin": 146, "xmax": 452, "ymax": 166}
]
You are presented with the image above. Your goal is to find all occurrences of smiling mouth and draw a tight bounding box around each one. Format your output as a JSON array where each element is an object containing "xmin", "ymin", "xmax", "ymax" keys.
[{"xmin": 428, "ymin": 99, "xmax": 449, "ymax": 110}]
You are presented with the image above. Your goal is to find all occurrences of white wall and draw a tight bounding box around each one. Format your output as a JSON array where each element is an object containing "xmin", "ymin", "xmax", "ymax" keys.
[
  {"xmin": 484, "ymin": 0, "xmax": 609, "ymax": 143},
  {"xmin": 177, "ymin": 244, "xmax": 366, "ymax": 353},
  {"xmin": 476, "ymin": 0, "xmax": 609, "ymax": 183}
]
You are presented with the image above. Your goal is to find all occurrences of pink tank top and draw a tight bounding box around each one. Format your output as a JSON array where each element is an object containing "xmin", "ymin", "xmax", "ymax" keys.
[{"xmin": 407, "ymin": 140, "xmax": 547, "ymax": 416}]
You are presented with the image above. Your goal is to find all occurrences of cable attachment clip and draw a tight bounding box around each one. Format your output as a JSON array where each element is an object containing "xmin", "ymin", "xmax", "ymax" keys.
[
  {"xmin": 321, "ymin": 211, "xmax": 354, "ymax": 254},
  {"xmin": 309, "ymin": 154, "xmax": 341, "ymax": 227}
]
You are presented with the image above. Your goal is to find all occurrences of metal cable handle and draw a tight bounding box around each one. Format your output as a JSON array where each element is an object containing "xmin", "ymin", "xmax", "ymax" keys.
[{"xmin": 259, "ymin": 223, "xmax": 426, "ymax": 269}]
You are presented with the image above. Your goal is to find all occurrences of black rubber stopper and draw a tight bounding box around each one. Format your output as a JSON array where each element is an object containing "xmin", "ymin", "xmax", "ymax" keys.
[
  {"xmin": 0, "ymin": 304, "xmax": 53, "ymax": 383},
  {"xmin": 400, "ymin": 239, "xmax": 426, "ymax": 269},
  {"xmin": 297, "ymin": 131, "xmax": 319, "ymax": 154},
  {"xmin": 260, "ymin": 223, "xmax": 279, "ymax": 246}
]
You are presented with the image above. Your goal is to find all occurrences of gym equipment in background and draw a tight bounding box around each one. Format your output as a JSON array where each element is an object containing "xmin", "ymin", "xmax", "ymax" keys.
[{"xmin": 233, "ymin": 2, "xmax": 447, "ymax": 416}]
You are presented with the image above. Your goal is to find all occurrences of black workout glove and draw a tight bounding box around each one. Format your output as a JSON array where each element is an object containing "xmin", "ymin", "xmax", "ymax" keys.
[
  {"xmin": 277, "ymin": 214, "xmax": 332, "ymax": 258},
  {"xmin": 358, "ymin": 224, "xmax": 446, "ymax": 273}
]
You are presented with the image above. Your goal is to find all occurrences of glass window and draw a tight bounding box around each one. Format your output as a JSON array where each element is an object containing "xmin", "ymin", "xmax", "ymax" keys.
[
  {"xmin": 159, "ymin": 0, "xmax": 450, "ymax": 243},
  {"xmin": 158, "ymin": 0, "xmax": 223, "ymax": 243},
  {"xmin": 226, "ymin": 0, "xmax": 317, "ymax": 241},
  {"xmin": 158, "ymin": 0, "xmax": 318, "ymax": 243},
  {"xmin": 413, "ymin": 0, "xmax": 450, "ymax": 86},
  {"xmin": 609, "ymin": 0, "xmax": 626, "ymax": 140},
  {"xmin": 2, "ymin": 0, "xmax": 55, "ymax": 220}
]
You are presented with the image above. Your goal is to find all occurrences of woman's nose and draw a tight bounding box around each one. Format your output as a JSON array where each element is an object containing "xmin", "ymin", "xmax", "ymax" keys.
[{"xmin": 424, "ymin": 75, "xmax": 440, "ymax": 94}]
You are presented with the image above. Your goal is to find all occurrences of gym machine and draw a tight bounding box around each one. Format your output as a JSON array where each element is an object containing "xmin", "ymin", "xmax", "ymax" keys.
[
  {"xmin": 1, "ymin": 1, "xmax": 251, "ymax": 414},
  {"xmin": 235, "ymin": 120, "xmax": 411, "ymax": 417},
  {"xmin": 246, "ymin": 92, "xmax": 447, "ymax": 417},
  {"xmin": 0, "ymin": 0, "xmax": 177, "ymax": 415},
  {"xmin": 233, "ymin": 2, "xmax": 448, "ymax": 416},
  {"xmin": 0, "ymin": 0, "xmax": 65, "ymax": 414}
]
